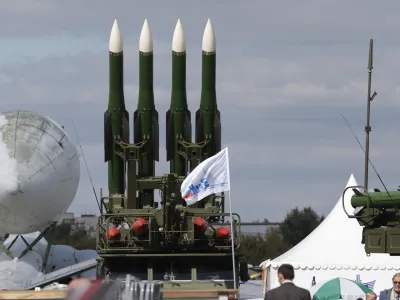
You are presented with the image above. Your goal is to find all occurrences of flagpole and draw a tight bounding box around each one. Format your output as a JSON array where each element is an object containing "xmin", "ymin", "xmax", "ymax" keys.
[{"xmin": 226, "ymin": 147, "xmax": 237, "ymax": 290}]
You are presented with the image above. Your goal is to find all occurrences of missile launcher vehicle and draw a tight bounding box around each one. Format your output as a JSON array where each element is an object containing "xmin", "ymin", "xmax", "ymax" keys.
[
  {"xmin": 96, "ymin": 19, "xmax": 248, "ymax": 299},
  {"xmin": 342, "ymin": 39, "xmax": 400, "ymax": 256},
  {"xmin": 343, "ymin": 186, "xmax": 400, "ymax": 256}
]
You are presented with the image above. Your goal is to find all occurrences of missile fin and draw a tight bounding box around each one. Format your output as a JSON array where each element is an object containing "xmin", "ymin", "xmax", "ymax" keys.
[
  {"xmin": 195, "ymin": 109, "xmax": 203, "ymax": 143},
  {"xmin": 214, "ymin": 110, "xmax": 222, "ymax": 152},
  {"xmin": 104, "ymin": 110, "xmax": 112, "ymax": 162},
  {"xmin": 353, "ymin": 189, "xmax": 363, "ymax": 196},
  {"xmin": 166, "ymin": 110, "xmax": 173, "ymax": 161},
  {"xmin": 152, "ymin": 111, "xmax": 159, "ymax": 161},
  {"xmin": 133, "ymin": 110, "xmax": 142, "ymax": 144},
  {"xmin": 122, "ymin": 109, "xmax": 130, "ymax": 143}
]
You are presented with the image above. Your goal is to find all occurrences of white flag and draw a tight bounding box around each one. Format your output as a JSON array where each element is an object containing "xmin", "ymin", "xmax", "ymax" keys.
[{"xmin": 181, "ymin": 147, "xmax": 230, "ymax": 206}]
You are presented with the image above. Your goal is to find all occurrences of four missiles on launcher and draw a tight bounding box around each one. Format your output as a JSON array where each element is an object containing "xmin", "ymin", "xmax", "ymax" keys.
[
  {"xmin": 134, "ymin": 19, "xmax": 159, "ymax": 207},
  {"xmin": 104, "ymin": 19, "xmax": 129, "ymax": 196},
  {"xmin": 166, "ymin": 19, "xmax": 192, "ymax": 177},
  {"xmin": 104, "ymin": 18, "xmax": 220, "ymax": 208}
]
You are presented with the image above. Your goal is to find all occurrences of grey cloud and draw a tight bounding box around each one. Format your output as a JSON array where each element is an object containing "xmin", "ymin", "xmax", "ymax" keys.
[
  {"xmin": 0, "ymin": 1, "xmax": 238, "ymax": 38},
  {"xmin": 3, "ymin": 40, "xmax": 399, "ymax": 111},
  {"xmin": 2, "ymin": 0, "xmax": 400, "ymax": 221},
  {"xmin": 1, "ymin": 0, "xmax": 400, "ymax": 48}
]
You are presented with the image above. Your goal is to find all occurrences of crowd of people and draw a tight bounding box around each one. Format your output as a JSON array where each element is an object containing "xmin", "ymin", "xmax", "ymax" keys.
[{"xmin": 264, "ymin": 264, "xmax": 400, "ymax": 300}]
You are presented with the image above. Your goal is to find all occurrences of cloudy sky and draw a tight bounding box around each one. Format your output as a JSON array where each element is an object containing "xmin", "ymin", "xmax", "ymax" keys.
[{"xmin": 1, "ymin": 1, "xmax": 399, "ymax": 222}]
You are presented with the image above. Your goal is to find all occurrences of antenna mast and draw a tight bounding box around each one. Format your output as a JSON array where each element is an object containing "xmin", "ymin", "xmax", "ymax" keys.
[{"xmin": 364, "ymin": 39, "xmax": 377, "ymax": 190}]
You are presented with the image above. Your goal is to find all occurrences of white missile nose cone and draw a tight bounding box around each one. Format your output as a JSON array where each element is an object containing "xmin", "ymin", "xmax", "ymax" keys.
[
  {"xmin": 172, "ymin": 19, "xmax": 186, "ymax": 52},
  {"xmin": 109, "ymin": 19, "xmax": 123, "ymax": 53},
  {"xmin": 139, "ymin": 19, "xmax": 153, "ymax": 53},
  {"xmin": 202, "ymin": 18, "xmax": 216, "ymax": 52}
]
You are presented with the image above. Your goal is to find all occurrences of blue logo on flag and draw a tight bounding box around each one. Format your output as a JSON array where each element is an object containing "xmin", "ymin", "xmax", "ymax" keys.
[
  {"xmin": 182, "ymin": 178, "xmax": 228, "ymax": 201},
  {"xmin": 183, "ymin": 178, "xmax": 210, "ymax": 200}
]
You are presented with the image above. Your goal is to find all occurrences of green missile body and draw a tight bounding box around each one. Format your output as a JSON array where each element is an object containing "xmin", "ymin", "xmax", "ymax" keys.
[
  {"xmin": 134, "ymin": 20, "xmax": 159, "ymax": 208},
  {"xmin": 195, "ymin": 19, "xmax": 221, "ymax": 208},
  {"xmin": 166, "ymin": 19, "xmax": 191, "ymax": 177},
  {"xmin": 104, "ymin": 19, "xmax": 129, "ymax": 196},
  {"xmin": 351, "ymin": 190, "xmax": 400, "ymax": 208},
  {"xmin": 196, "ymin": 19, "xmax": 221, "ymax": 158}
]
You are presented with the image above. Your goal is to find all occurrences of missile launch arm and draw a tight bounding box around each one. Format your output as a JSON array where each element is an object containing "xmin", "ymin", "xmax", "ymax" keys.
[
  {"xmin": 122, "ymin": 110, "xmax": 129, "ymax": 144},
  {"xmin": 152, "ymin": 110, "xmax": 159, "ymax": 161},
  {"xmin": 166, "ymin": 110, "xmax": 173, "ymax": 161},
  {"xmin": 184, "ymin": 111, "xmax": 192, "ymax": 146},
  {"xmin": 104, "ymin": 110, "xmax": 112, "ymax": 162},
  {"xmin": 214, "ymin": 112, "xmax": 222, "ymax": 152},
  {"xmin": 195, "ymin": 110, "xmax": 203, "ymax": 147},
  {"xmin": 175, "ymin": 139, "xmax": 210, "ymax": 170},
  {"xmin": 133, "ymin": 110, "xmax": 141, "ymax": 145}
]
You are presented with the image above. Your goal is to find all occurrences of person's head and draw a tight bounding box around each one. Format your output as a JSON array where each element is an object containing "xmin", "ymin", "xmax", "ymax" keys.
[
  {"xmin": 393, "ymin": 273, "xmax": 400, "ymax": 293},
  {"xmin": 366, "ymin": 292, "xmax": 377, "ymax": 300},
  {"xmin": 277, "ymin": 264, "xmax": 294, "ymax": 285}
]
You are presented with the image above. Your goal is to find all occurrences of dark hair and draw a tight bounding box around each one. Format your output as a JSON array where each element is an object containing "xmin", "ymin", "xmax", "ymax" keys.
[{"xmin": 277, "ymin": 264, "xmax": 295, "ymax": 280}]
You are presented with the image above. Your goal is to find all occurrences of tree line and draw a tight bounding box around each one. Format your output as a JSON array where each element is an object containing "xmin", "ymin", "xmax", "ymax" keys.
[
  {"xmin": 239, "ymin": 207, "xmax": 324, "ymax": 265},
  {"xmin": 45, "ymin": 206, "xmax": 324, "ymax": 266},
  {"xmin": 45, "ymin": 222, "xmax": 96, "ymax": 250}
]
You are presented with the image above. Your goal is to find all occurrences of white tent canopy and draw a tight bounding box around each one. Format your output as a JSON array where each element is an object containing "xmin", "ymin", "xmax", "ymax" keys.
[{"xmin": 260, "ymin": 174, "xmax": 400, "ymax": 294}]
